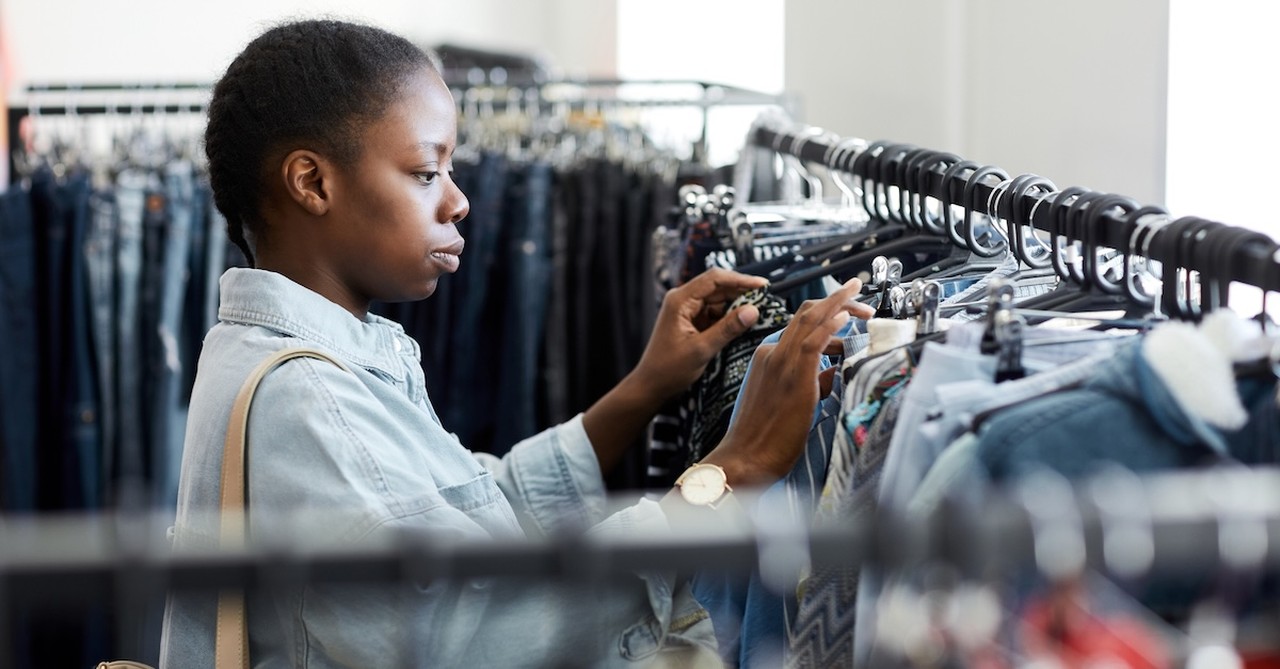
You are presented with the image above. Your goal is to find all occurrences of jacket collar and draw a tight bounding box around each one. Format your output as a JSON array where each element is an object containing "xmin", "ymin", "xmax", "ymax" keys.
[{"xmin": 217, "ymin": 268, "xmax": 407, "ymax": 381}]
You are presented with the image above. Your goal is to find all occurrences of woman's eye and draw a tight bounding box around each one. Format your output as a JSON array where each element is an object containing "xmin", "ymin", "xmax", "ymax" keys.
[{"xmin": 414, "ymin": 171, "xmax": 438, "ymax": 185}]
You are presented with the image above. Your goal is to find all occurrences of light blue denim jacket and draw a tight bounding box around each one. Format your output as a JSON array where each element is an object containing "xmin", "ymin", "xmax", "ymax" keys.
[{"xmin": 159, "ymin": 268, "xmax": 717, "ymax": 668}]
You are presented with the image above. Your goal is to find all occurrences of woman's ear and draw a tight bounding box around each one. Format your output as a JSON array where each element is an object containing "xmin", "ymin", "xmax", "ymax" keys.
[{"xmin": 281, "ymin": 149, "xmax": 332, "ymax": 216}]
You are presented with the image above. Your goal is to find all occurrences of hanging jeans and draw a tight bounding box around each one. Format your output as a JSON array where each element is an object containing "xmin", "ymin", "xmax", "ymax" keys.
[
  {"xmin": 85, "ymin": 191, "xmax": 119, "ymax": 509},
  {"xmin": 114, "ymin": 169, "xmax": 149, "ymax": 503},
  {"xmin": 62, "ymin": 173, "xmax": 101, "ymax": 509},
  {"xmin": 493, "ymin": 159, "xmax": 554, "ymax": 451},
  {"xmin": 443, "ymin": 151, "xmax": 508, "ymax": 451},
  {"xmin": 151, "ymin": 161, "xmax": 195, "ymax": 507},
  {"xmin": 29, "ymin": 169, "xmax": 100, "ymax": 510},
  {"xmin": 0, "ymin": 184, "xmax": 37, "ymax": 511}
]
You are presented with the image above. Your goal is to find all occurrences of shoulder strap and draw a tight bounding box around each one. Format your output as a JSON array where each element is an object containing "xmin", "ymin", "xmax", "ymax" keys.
[{"xmin": 215, "ymin": 347, "xmax": 352, "ymax": 669}]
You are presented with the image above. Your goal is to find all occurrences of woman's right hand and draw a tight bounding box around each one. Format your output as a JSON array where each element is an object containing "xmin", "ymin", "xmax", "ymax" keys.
[{"xmin": 700, "ymin": 277, "xmax": 874, "ymax": 489}]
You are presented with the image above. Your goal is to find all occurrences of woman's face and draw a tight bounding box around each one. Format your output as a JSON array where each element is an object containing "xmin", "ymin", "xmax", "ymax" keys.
[{"xmin": 323, "ymin": 66, "xmax": 470, "ymax": 310}]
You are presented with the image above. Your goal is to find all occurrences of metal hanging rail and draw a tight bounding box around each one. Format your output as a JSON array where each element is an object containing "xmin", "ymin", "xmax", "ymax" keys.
[{"xmin": 750, "ymin": 124, "xmax": 1280, "ymax": 292}]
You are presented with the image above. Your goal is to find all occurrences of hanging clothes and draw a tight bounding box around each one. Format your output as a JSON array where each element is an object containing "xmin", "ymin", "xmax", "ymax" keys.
[{"xmin": 666, "ymin": 118, "xmax": 1280, "ymax": 667}]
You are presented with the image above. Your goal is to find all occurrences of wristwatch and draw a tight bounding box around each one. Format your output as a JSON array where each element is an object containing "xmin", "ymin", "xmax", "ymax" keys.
[{"xmin": 675, "ymin": 462, "xmax": 733, "ymax": 507}]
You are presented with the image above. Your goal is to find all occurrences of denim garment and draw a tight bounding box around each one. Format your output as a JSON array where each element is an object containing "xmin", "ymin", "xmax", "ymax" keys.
[
  {"xmin": 692, "ymin": 318, "xmax": 860, "ymax": 669},
  {"xmin": 114, "ymin": 169, "xmax": 149, "ymax": 493},
  {"xmin": 854, "ymin": 330, "xmax": 1119, "ymax": 665},
  {"xmin": 201, "ymin": 193, "xmax": 227, "ymax": 335},
  {"xmin": 493, "ymin": 160, "xmax": 554, "ymax": 451},
  {"xmin": 180, "ymin": 180, "xmax": 210, "ymax": 403},
  {"xmin": 542, "ymin": 170, "xmax": 574, "ymax": 425},
  {"xmin": 138, "ymin": 182, "xmax": 168, "ymax": 494},
  {"xmin": 62, "ymin": 172, "xmax": 101, "ymax": 509},
  {"xmin": 0, "ymin": 184, "xmax": 37, "ymax": 511},
  {"xmin": 29, "ymin": 169, "xmax": 99, "ymax": 510},
  {"xmin": 972, "ymin": 336, "xmax": 1279, "ymax": 482},
  {"xmin": 150, "ymin": 161, "xmax": 195, "ymax": 507},
  {"xmin": 86, "ymin": 191, "xmax": 119, "ymax": 507},
  {"xmin": 876, "ymin": 323, "xmax": 1122, "ymax": 516},
  {"xmin": 443, "ymin": 151, "xmax": 507, "ymax": 452},
  {"xmin": 30, "ymin": 169, "xmax": 68, "ymax": 508},
  {"xmin": 160, "ymin": 268, "xmax": 715, "ymax": 669}
]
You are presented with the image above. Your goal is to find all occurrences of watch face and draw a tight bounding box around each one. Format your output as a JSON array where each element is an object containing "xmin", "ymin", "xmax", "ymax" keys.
[{"xmin": 680, "ymin": 466, "xmax": 726, "ymax": 505}]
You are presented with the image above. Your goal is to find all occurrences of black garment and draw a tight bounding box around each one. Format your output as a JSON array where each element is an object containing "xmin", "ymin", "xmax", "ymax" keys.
[{"xmin": 647, "ymin": 288, "xmax": 792, "ymax": 487}]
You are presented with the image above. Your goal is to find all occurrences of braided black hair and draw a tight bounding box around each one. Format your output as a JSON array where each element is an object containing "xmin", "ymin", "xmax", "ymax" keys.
[{"xmin": 205, "ymin": 19, "xmax": 436, "ymax": 266}]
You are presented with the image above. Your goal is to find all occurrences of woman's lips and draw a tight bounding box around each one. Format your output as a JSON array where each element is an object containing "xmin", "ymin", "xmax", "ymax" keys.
[
  {"xmin": 430, "ymin": 240, "xmax": 464, "ymax": 272},
  {"xmin": 429, "ymin": 250, "xmax": 460, "ymax": 272}
]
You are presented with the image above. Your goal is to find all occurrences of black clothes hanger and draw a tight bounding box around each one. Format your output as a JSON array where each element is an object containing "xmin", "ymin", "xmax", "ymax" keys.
[
  {"xmin": 999, "ymin": 174, "xmax": 1057, "ymax": 270},
  {"xmin": 732, "ymin": 224, "xmax": 909, "ymax": 279},
  {"xmin": 1080, "ymin": 193, "xmax": 1140, "ymax": 296},
  {"xmin": 938, "ymin": 159, "xmax": 981, "ymax": 250},
  {"xmin": 1120, "ymin": 204, "xmax": 1170, "ymax": 311},
  {"xmin": 1012, "ymin": 188, "xmax": 1112, "ymax": 314},
  {"xmin": 768, "ymin": 232, "xmax": 955, "ymax": 296},
  {"xmin": 993, "ymin": 189, "xmax": 1159, "ymax": 322},
  {"xmin": 895, "ymin": 160, "xmax": 1013, "ymax": 285},
  {"xmin": 872, "ymin": 144, "xmax": 918, "ymax": 225},
  {"xmin": 1152, "ymin": 216, "xmax": 1223, "ymax": 321},
  {"xmin": 1199, "ymin": 224, "xmax": 1278, "ymax": 314},
  {"xmin": 960, "ymin": 165, "xmax": 1011, "ymax": 259},
  {"xmin": 913, "ymin": 152, "xmax": 964, "ymax": 238}
]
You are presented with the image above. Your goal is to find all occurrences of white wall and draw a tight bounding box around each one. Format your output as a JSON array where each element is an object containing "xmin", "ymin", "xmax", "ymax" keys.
[
  {"xmin": 784, "ymin": 0, "xmax": 1170, "ymax": 204},
  {"xmin": 1, "ymin": 0, "xmax": 617, "ymax": 92}
]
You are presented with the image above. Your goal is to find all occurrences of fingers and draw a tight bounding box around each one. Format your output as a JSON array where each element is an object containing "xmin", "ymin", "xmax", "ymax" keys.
[
  {"xmin": 848, "ymin": 299, "xmax": 876, "ymax": 321},
  {"xmin": 823, "ymin": 337, "xmax": 845, "ymax": 357},
  {"xmin": 697, "ymin": 303, "xmax": 761, "ymax": 354},
  {"xmin": 819, "ymin": 366, "xmax": 838, "ymax": 398},
  {"xmin": 678, "ymin": 268, "xmax": 770, "ymax": 304},
  {"xmin": 778, "ymin": 277, "xmax": 865, "ymax": 350}
]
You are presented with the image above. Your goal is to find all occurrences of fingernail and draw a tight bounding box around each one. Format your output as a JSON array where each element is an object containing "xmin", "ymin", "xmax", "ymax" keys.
[{"xmin": 737, "ymin": 304, "xmax": 760, "ymax": 327}]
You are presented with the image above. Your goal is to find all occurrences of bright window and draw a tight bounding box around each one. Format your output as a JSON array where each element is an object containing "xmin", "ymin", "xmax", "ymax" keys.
[
  {"xmin": 1166, "ymin": 0, "xmax": 1280, "ymax": 317},
  {"xmin": 616, "ymin": 0, "xmax": 785, "ymax": 166}
]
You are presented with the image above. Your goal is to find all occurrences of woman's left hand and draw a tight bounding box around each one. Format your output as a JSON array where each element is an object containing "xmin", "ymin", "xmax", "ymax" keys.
[{"xmin": 630, "ymin": 268, "xmax": 770, "ymax": 402}]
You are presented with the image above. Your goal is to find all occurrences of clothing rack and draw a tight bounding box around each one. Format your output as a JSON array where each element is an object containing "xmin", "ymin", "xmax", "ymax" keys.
[
  {"xmin": 749, "ymin": 124, "xmax": 1280, "ymax": 293},
  {"xmin": 3, "ymin": 467, "xmax": 1278, "ymax": 610},
  {"xmin": 8, "ymin": 79, "xmax": 791, "ymax": 170}
]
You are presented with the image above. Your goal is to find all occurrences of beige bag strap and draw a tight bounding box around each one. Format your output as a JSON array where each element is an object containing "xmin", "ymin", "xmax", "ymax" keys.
[{"xmin": 215, "ymin": 347, "xmax": 351, "ymax": 669}]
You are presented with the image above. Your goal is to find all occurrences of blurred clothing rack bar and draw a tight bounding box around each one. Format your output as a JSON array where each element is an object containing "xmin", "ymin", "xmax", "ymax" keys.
[{"xmin": 3, "ymin": 467, "xmax": 1279, "ymax": 609}]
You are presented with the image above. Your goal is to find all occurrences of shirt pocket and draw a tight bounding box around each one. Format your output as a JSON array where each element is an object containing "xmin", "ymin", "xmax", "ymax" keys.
[{"xmin": 436, "ymin": 471, "xmax": 521, "ymax": 536}]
